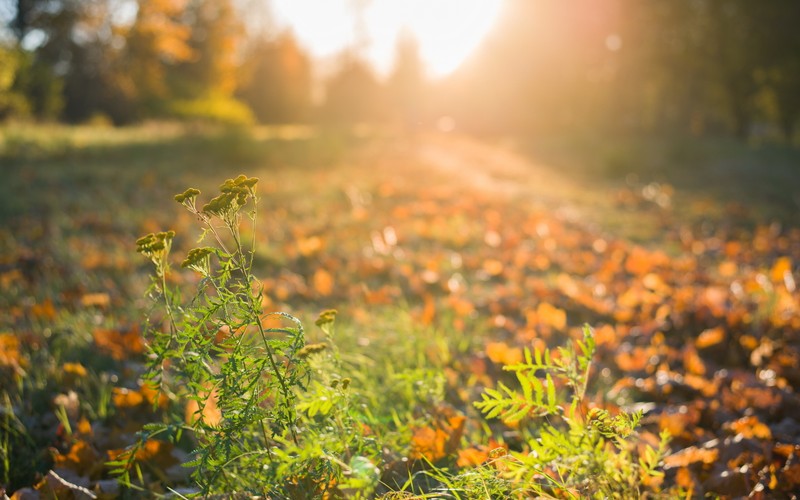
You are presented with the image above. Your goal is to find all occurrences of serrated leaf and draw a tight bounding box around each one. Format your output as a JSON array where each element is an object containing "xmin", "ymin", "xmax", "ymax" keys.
[
  {"xmin": 531, "ymin": 375, "xmax": 544, "ymax": 405},
  {"xmin": 505, "ymin": 403, "xmax": 531, "ymax": 422},
  {"xmin": 546, "ymin": 373, "xmax": 556, "ymax": 410}
]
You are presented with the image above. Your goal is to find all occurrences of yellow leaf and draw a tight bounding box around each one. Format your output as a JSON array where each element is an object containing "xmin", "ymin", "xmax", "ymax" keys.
[{"xmin": 63, "ymin": 362, "xmax": 87, "ymax": 377}]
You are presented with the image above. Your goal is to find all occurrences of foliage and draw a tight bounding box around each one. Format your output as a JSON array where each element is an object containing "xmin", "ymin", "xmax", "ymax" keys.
[
  {"xmin": 115, "ymin": 176, "xmax": 299, "ymax": 494},
  {"xmin": 0, "ymin": 46, "xmax": 30, "ymax": 120},
  {"xmin": 472, "ymin": 326, "xmax": 670, "ymax": 498},
  {"xmin": 2, "ymin": 126, "xmax": 800, "ymax": 498},
  {"xmin": 112, "ymin": 176, "xmax": 383, "ymax": 497},
  {"xmin": 238, "ymin": 32, "xmax": 313, "ymax": 124},
  {"xmin": 168, "ymin": 96, "xmax": 255, "ymax": 126}
]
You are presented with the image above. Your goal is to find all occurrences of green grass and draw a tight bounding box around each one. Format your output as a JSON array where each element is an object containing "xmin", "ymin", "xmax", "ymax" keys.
[
  {"xmin": 2, "ymin": 122, "xmax": 799, "ymax": 497},
  {"xmin": 520, "ymin": 133, "xmax": 800, "ymax": 241}
]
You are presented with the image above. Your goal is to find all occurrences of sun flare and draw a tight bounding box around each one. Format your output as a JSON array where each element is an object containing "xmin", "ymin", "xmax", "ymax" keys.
[{"xmin": 271, "ymin": 0, "xmax": 504, "ymax": 78}]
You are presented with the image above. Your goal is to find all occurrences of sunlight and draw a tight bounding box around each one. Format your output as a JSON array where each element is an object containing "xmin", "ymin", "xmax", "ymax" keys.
[{"xmin": 271, "ymin": 0, "xmax": 504, "ymax": 78}]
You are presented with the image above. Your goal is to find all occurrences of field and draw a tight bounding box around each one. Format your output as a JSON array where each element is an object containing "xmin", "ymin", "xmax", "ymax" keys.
[{"xmin": 2, "ymin": 123, "xmax": 800, "ymax": 498}]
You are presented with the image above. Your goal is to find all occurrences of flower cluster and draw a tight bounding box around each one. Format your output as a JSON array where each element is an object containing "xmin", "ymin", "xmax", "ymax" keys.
[
  {"xmin": 315, "ymin": 309, "xmax": 338, "ymax": 336},
  {"xmin": 201, "ymin": 175, "xmax": 259, "ymax": 216},
  {"xmin": 135, "ymin": 231, "xmax": 175, "ymax": 277},
  {"xmin": 174, "ymin": 188, "xmax": 201, "ymax": 204},
  {"xmin": 297, "ymin": 342, "xmax": 327, "ymax": 359},
  {"xmin": 181, "ymin": 246, "xmax": 215, "ymax": 274}
]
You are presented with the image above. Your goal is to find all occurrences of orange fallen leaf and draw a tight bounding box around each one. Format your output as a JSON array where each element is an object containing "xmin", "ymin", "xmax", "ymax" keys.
[
  {"xmin": 410, "ymin": 415, "xmax": 465, "ymax": 462},
  {"xmin": 313, "ymin": 268, "xmax": 334, "ymax": 296},
  {"xmin": 485, "ymin": 341, "xmax": 523, "ymax": 366},
  {"xmin": 108, "ymin": 440, "xmax": 180, "ymax": 470},
  {"xmin": 410, "ymin": 427, "xmax": 449, "ymax": 461},
  {"xmin": 139, "ymin": 382, "xmax": 169, "ymax": 409},
  {"xmin": 63, "ymin": 362, "xmax": 87, "ymax": 377},
  {"xmin": 31, "ymin": 299, "xmax": 57, "ymax": 321},
  {"xmin": 727, "ymin": 416, "xmax": 772, "ymax": 440},
  {"xmin": 771, "ymin": 256, "xmax": 793, "ymax": 283},
  {"xmin": 614, "ymin": 347, "xmax": 652, "ymax": 372},
  {"xmin": 0, "ymin": 333, "xmax": 26, "ymax": 371},
  {"xmin": 663, "ymin": 446, "xmax": 718, "ymax": 468},
  {"xmin": 113, "ymin": 387, "xmax": 145, "ymax": 408},
  {"xmin": 54, "ymin": 439, "xmax": 102, "ymax": 476},
  {"xmin": 593, "ymin": 324, "xmax": 617, "ymax": 347},
  {"xmin": 625, "ymin": 247, "xmax": 655, "ymax": 276},
  {"xmin": 457, "ymin": 447, "xmax": 489, "ymax": 467},
  {"xmin": 696, "ymin": 327, "xmax": 726, "ymax": 349},
  {"xmin": 76, "ymin": 417, "xmax": 93, "ymax": 436},
  {"xmin": 718, "ymin": 260, "xmax": 738, "ymax": 278},
  {"xmin": 683, "ymin": 345, "xmax": 706, "ymax": 376},
  {"xmin": 80, "ymin": 292, "xmax": 110, "ymax": 308},
  {"xmin": 482, "ymin": 259, "xmax": 504, "ymax": 277},
  {"xmin": 537, "ymin": 302, "xmax": 567, "ymax": 330},
  {"xmin": 185, "ymin": 386, "xmax": 222, "ymax": 427},
  {"xmin": 297, "ymin": 236, "xmax": 324, "ymax": 257},
  {"xmin": 420, "ymin": 294, "xmax": 436, "ymax": 325},
  {"xmin": 675, "ymin": 467, "xmax": 696, "ymax": 491},
  {"xmin": 93, "ymin": 326, "xmax": 144, "ymax": 360}
]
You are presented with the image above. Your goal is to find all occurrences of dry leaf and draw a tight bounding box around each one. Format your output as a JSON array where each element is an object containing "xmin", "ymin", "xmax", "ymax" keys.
[
  {"xmin": 696, "ymin": 327, "xmax": 726, "ymax": 349},
  {"xmin": 663, "ymin": 446, "xmax": 718, "ymax": 468},
  {"xmin": 312, "ymin": 268, "xmax": 334, "ymax": 296},
  {"xmin": 485, "ymin": 341, "xmax": 523, "ymax": 366}
]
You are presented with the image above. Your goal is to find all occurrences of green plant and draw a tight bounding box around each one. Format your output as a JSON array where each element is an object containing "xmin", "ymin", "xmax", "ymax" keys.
[
  {"xmin": 470, "ymin": 326, "xmax": 670, "ymax": 499},
  {"xmin": 111, "ymin": 176, "xmax": 365, "ymax": 497}
]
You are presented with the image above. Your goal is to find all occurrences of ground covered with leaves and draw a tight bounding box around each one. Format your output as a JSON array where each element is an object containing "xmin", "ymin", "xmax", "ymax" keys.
[{"xmin": 1, "ymin": 124, "xmax": 800, "ymax": 498}]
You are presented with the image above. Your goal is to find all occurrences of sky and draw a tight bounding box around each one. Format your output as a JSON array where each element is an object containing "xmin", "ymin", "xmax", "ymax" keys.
[{"xmin": 269, "ymin": 0, "xmax": 505, "ymax": 79}]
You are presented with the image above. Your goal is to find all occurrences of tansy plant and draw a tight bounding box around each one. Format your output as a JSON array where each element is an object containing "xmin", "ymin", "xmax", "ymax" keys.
[{"xmin": 113, "ymin": 176, "xmax": 367, "ymax": 497}]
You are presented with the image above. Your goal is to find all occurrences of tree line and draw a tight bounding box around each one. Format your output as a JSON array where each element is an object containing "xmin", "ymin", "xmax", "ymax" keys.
[
  {"xmin": 441, "ymin": 0, "xmax": 800, "ymax": 141},
  {"xmin": 1, "ymin": 0, "xmax": 799, "ymax": 142}
]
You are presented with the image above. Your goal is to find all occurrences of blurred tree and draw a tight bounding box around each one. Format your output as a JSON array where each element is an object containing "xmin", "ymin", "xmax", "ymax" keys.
[
  {"xmin": 116, "ymin": 0, "xmax": 194, "ymax": 117},
  {"xmin": 322, "ymin": 54, "xmax": 384, "ymax": 125},
  {"xmin": 444, "ymin": 0, "xmax": 800, "ymax": 141},
  {"xmin": 387, "ymin": 32, "xmax": 426, "ymax": 131},
  {"xmin": 0, "ymin": 45, "xmax": 30, "ymax": 119},
  {"xmin": 238, "ymin": 31, "xmax": 312, "ymax": 124},
  {"xmin": 7, "ymin": 0, "xmax": 123, "ymax": 122},
  {"xmin": 170, "ymin": 0, "xmax": 242, "ymax": 99},
  {"xmin": 759, "ymin": 0, "xmax": 800, "ymax": 141},
  {"xmin": 4, "ymin": 47, "xmax": 63, "ymax": 120},
  {"xmin": 704, "ymin": 1, "xmax": 762, "ymax": 138}
]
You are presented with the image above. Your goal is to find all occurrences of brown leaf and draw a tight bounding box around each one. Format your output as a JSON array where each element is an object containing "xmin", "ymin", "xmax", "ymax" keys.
[
  {"xmin": 80, "ymin": 293, "xmax": 110, "ymax": 308},
  {"xmin": 93, "ymin": 326, "xmax": 144, "ymax": 361},
  {"xmin": 53, "ymin": 439, "xmax": 102, "ymax": 477}
]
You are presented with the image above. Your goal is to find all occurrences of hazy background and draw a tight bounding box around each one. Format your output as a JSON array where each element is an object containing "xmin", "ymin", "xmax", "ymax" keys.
[{"xmin": 1, "ymin": 0, "xmax": 799, "ymax": 143}]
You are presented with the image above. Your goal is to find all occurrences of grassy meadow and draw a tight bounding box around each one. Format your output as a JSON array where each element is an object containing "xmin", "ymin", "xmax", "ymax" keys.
[{"xmin": 2, "ymin": 123, "xmax": 800, "ymax": 497}]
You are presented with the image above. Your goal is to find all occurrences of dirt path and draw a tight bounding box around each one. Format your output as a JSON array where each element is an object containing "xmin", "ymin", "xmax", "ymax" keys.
[
  {"xmin": 407, "ymin": 132, "xmax": 593, "ymax": 220},
  {"xmin": 390, "ymin": 132, "xmax": 666, "ymax": 243}
]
